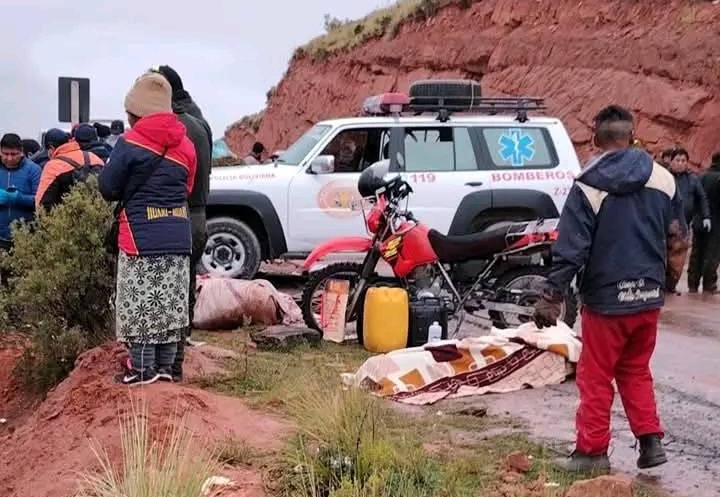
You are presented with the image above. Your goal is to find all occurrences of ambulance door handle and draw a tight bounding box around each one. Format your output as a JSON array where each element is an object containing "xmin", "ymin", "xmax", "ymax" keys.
[{"xmin": 465, "ymin": 181, "xmax": 483, "ymax": 187}]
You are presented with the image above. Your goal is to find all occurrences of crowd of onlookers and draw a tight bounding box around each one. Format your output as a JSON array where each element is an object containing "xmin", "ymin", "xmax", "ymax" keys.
[
  {"xmin": 657, "ymin": 148, "xmax": 720, "ymax": 295},
  {"xmin": 0, "ymin": 65, "xmax": 212, "ymax": 386}
]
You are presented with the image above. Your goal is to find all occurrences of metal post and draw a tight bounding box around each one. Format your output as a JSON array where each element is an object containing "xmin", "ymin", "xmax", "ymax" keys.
[{"xmin": 70, "ymin": 80, "xmax": 80, "ymax": 124}]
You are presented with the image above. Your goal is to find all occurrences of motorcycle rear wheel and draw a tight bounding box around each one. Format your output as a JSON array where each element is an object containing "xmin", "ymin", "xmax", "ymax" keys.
[
  {"xmin": 300, "ymin": 262, "xmax": 364, "ymax": 337},
  {"xmin": 489, "ymin": 266, "xmax": 578, "ymax": 329}
]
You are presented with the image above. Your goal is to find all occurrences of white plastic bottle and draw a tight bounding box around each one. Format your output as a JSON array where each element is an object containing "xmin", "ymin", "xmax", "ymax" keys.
[{"xmin": 428, "ymin": 321, "xmax": 442, "ymax": 343}]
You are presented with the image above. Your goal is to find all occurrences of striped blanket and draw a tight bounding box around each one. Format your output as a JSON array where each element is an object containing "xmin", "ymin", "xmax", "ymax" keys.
[{"xmin": 343, "ymin": 322, "xmax": 581, "ymax": 405}]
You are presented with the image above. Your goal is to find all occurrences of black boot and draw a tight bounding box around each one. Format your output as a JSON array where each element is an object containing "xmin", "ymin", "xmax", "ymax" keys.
[
  {"xmin": 553, "ymin": 451, "xmax": 610, "ymax": 474},
  {"xmin": 171, "ymin": 328, "xmax": 187, "ymax": 382},
  {"xmin": 637, "ymin": 434, "xmax": 667, "ymax": 469}
]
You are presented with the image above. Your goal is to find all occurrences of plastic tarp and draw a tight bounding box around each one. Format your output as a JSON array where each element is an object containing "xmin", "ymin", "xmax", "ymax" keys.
[{"xmin": 193, "ymin": 276, "xmax": 302, "ymax": 330}]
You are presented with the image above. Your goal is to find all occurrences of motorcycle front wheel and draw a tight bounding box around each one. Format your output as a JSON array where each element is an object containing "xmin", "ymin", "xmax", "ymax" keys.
[
  {"xmin": 489, "ymin": 266, "xmax": 578, "ymax": 329},
  {"xmin": 300, "ymin": 262, "xmax": 364, "ymax": 337}
]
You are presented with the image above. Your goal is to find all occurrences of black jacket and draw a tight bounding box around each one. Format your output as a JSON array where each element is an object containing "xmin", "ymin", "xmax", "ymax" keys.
[
  {"xmin": 174, "ymin": 93, "xmax": 212, "ymax": 147},
  {"xmin": 174, "ymin": 95, "xmax": 212, "ymax": 209},
  {"xmin": 82, "ymin": 141, "xmax": 113, "ymax": 163},
  {"xmin": 673, "ymin": 171, "xmax": 710, "ymax": 225},
  {"xmin": 700, "ymin": 162, "xmax": 720, "ymax": 220},
  {"xmin": 30, "ymin": 149, "xmax": 50, "ymax": 168}
]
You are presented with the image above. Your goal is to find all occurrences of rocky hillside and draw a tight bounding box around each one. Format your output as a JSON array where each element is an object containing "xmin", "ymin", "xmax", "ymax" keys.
[{"xmin": 226, "ymin": 0, "xmax": 720, "ymax": 166}]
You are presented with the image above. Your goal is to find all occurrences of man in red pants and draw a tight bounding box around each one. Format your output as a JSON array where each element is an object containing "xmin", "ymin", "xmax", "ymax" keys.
[{"xmin": 534, "ymin": 105, "xmax": 686, "ymax": 473}]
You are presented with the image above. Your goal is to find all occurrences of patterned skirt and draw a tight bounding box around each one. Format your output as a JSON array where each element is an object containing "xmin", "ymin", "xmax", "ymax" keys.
[{"xmin": 115, "ymin": 252, "xmax": 190, "ymax": 345}]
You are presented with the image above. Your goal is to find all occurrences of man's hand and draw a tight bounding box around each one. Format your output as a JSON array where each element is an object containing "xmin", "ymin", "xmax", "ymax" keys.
[
  {"xmin": 703, "ymin": 218, "xmax": 712, "ymax": 232},
  {"xmin": 533, "ymin": 292, "xmax": 563, "ymax": 329}
]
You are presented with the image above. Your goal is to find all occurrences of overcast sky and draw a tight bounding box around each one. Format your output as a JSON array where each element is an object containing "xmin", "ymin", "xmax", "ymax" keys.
[{"xmin": 0, "ymin": 0, "xmax": 395, "ymax": 141}]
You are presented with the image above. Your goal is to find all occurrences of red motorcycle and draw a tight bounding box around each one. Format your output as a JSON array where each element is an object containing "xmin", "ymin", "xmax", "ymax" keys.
[{"xmin": 300, "ymin": 161, "xmax": 577, "ymax": 338}]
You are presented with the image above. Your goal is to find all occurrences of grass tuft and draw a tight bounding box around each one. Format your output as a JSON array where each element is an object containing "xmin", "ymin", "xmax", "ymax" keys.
[
  {"xmin": 76, "ymin": 402, "xmax": 219, "ymax": 497},
  {"xmin": 216, "ymin": 436, "xmax": 257, "ymax": 467}
]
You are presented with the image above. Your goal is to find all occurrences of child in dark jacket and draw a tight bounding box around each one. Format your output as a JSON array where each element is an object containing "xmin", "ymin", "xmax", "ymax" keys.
[
  {"xmin": 666, "ymin": 148, "xmax": 710, "ymax": 293},
  {"xmin": 534, "ymin": 105, "xmax": 686, "ymax": 474}
]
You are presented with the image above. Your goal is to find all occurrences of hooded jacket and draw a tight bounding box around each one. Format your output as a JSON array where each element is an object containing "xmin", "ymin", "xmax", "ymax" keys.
[
  {"xmin": 0, "ymin": 158, "xmax": 41, "ymax": 242},
  {"xmin": 548, "ymin": 148, "xmax": 686, "ymax": 315},
  {"xmin": 173, "ymin": 94, "xmax": 211, "ymax": 146},
  {"xmin": 672, "ymin": 170, "xmax": 710, "ymax": 225},
  {"xmin": 36, "ymin": 141, "xmax": 104, "ymax": 211},
  {"xmin": 173, "ymin": 97, "xmax": 211, "ymax": 209},
  {"xmin": 99, "ymin": 113, "xmax": 197, "ymax": 256}
]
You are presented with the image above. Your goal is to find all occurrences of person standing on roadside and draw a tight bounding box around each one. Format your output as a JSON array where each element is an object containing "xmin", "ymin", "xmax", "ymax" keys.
[
  {"xmin": 22, "ymin": 139, "xmax": 41, "ymax": 159},
  {"xmin": 31, "ymin": 129, "xmax": 69, "ymax": 169},
  {"xmin": 106, "ymin": 120, "xmax": 125, "ymax": 148},
  {"xmin": 666, "ymin": 148, "xmax": 710, "ymax": 294},
  {"xmin": 533, "ymin": 105, "xmax": 686, "ymax": 473},
  {"xmin": 659, "ymin": 148, "xmax": 674, "ymax": 169},
  {"xmin": 35, "ymin": 128, "xmax": 104, "ymax": 211},
  {"xmin": 156, "ymin": 65, "xmax": 212, "ymax": 142},
  {"xmin": 0, "ymin": 133, "xmax": 41, "ymax": 249},
  {"xmin": 688, "ymin": 152, "xmax": 720, "ymax": 294},
  {"xmin": 157, "ymin": 64, "xmax": 212, "ymax": 382},
  {"xmin": 99, "ymin": 71, "xmax": 197, "ymax": 386},
  {"xmin": 75, "ymin": 123, "xmax": 113, "ymax": 163}
]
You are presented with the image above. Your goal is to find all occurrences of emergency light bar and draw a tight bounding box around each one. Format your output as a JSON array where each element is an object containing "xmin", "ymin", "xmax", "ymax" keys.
[{"xmin": 361, "ymin": 93, "xmax": 410, "ymax": 116}]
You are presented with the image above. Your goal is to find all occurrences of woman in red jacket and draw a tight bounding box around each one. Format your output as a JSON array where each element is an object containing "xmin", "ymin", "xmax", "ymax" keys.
[{"xmin": 99, "ymin": 71, "xmax": 197, "ymax": 385}]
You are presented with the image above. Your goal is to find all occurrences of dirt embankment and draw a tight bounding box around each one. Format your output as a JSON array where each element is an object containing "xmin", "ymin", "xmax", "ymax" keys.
[
  {"xmin": 0, "ymin": 342, "xmax": 291, "ymax": 497},
  {"xmin": 226, "ymin": 0, "xmax": 720, "ymax": 166}
]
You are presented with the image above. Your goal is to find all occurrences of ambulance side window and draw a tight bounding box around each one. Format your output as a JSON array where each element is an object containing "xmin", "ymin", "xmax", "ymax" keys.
[
  {"xmin": 402, "ymin": 127, "xmax": 478, "ymax": 172},
  {"xmin": 476, "ymin": 127, "xmax": 558, "ymax": 170},
  {"xmin": 318, "ymin": 128, "xmax": 389, "ymax": 173}
]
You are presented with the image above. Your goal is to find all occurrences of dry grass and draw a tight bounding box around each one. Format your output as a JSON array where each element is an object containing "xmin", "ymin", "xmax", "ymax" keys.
[
  {"xmin": 216, "ymin": 436, "xmax": 257, "ymax": 466},
  {"xmin": 298, "ymin": 0, "xmax": 476, "ymax": 60},
  {"xmin": 193, "ymin": 331, "xmax": 666, "ymax": 497},
  {"xmin": 76, "ymin": 402, "xmax": 219, "ymax": 497}
]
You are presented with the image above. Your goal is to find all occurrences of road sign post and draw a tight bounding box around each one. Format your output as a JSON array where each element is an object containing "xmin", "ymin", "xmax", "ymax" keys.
[{"xmin": 58, "ymin": 77, "xmax": 90, "ymax": 124}]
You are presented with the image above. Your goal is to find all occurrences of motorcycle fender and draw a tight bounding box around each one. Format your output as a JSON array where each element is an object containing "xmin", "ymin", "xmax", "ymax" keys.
[{"xmin": 302, "ymin": 237, "xmax": 373, "ymax": 270}]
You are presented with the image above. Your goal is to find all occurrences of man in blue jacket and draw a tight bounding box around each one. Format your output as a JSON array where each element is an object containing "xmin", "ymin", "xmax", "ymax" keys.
[
  {"xmin": 0, "ymin": 133, "xmax": 41, "ymax": 249},
  {"xmin": 534, "ymin": 106, "xmax": 686, "ymax": 473}
]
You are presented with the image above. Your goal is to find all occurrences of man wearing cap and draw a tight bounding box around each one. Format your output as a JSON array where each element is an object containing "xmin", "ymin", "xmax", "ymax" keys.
[
  {"xmin": 36, "ymin": 128, "xmax": 104, "ymax": 211},
  {"xmin": 106, "ymin": 120, "xmax": 125, "ymax": 148},
  {"xmin": 75, "ymin": 123, "xmax": 112, "ymax": 163},
  {"xmin": 31, "ymin": 128, "xmax": 69, "ymax": 168},
  {"xmin": 157, "ymin": 64, "xmax": 212, "ymax": 381}
]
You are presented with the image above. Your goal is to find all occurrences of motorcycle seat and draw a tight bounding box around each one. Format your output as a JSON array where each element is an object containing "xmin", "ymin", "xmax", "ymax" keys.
[{"xmin": 428, "ymin": 226, "xmax": 509, "ymax": 263}]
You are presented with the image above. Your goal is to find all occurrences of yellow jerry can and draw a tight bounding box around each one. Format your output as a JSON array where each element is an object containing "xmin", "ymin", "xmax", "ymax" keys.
[{"xmin": 361, "ymin": 287, "xmax": 409, "ymax": 353}]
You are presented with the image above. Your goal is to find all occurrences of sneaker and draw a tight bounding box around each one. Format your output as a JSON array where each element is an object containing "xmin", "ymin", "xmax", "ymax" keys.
[
  {"xmin": 171, "ymin": 366, "xmax": 183, "ymax": 383},
  {"xmin": 157, "ymin": 367, "xmax": 174, "ymax": 382},
  {"xmin": 637, "ymin": 434, "xmax": 667, "ymax": 469},
  {"xmin": 115, "ymin": 368, "xmax": 160, "ymax": 386},
  {"xmin": 553, "ymin": 451, "xmax": 610, "ymax": 474},
  {"xmin": 688, "ymin": 288, "xmax": 699, "ymax": 294}
]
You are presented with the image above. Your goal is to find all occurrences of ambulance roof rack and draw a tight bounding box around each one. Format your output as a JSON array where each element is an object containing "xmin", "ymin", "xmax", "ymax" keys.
[
  {"xmin": 360, "ymin": 80, "xmax": 547, "ymax": 123},
  {"xmin": 408, "ymin": 96, "xmax": 547, "ymax": 123}
]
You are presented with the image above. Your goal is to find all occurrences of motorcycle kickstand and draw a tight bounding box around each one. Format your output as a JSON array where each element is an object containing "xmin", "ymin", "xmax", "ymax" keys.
[{"xmin": 450, "ymin": 310, "xmax": 465, "ymax": 339}]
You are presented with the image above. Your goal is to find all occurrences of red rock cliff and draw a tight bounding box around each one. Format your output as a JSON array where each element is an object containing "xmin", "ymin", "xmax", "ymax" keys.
[{"xmin": 226, "ymin": 0, "xmax": 720, "ymax": 167}]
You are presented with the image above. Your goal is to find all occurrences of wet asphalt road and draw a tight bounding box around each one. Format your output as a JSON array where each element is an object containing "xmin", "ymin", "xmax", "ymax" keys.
[
  {"xmin": 264, "ymin": 264, "xmax": 719, "ymax": 496},
  {"xmin": 449, "ymin": 293, "xmax": 720, "ymax": 497}
]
